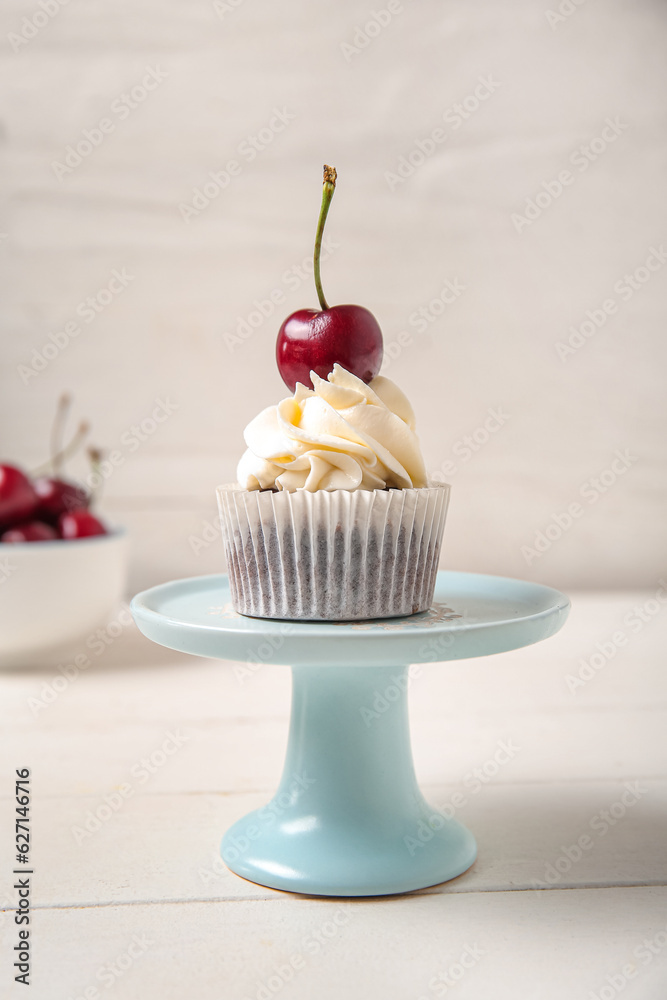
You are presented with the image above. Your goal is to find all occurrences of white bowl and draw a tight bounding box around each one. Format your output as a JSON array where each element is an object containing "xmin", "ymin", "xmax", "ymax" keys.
[{"xmin": 0, "ymin": 527, "xmax": 128, "ymax": 668}]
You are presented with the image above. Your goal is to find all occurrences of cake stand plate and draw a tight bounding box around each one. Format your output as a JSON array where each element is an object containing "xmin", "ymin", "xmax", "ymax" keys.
[{"xmin": 131, "ymin": 571, "xmax": 569, "ymax": 897}]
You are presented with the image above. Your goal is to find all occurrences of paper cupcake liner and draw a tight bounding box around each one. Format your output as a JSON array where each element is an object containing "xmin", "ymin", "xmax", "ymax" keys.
[{"xmin": 217, "ymin": 484, "xmax": 450, "ymax": 621}]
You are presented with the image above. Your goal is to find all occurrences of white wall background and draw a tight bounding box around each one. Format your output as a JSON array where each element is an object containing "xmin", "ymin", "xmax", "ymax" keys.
[{"xmin": 1, "ymin": 0, "xmax": 666, "ymax": 594}]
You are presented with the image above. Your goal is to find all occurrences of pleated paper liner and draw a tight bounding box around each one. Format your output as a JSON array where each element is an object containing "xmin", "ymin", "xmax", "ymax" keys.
[{"xmin": 217, "ymin": 483, "xmax": 450, "ymax": 622}]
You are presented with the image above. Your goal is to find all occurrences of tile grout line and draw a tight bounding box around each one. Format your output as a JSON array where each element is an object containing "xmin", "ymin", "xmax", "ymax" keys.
[
  {"xmin": 1, "ymin": 773, "xmax": 666, "ymax": 801},
  {"xmin": 3, "ymin": 881, "xmax": 665, "ymax": 913}
]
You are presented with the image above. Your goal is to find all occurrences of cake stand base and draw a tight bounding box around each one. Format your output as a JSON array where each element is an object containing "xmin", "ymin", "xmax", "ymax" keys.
[
  {"xmin": 222, "ymin": 664, "xmax": 476, "ymax": 896},
  {"xmin": 131, "ymin": 570, "xmax": 570, "ymax": 898}
]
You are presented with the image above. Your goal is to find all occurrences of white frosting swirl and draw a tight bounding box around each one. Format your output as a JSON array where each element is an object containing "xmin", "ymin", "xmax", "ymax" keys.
[{"xmin": 237, "ymin": 364, "xmax": 428, "ymax": 492}]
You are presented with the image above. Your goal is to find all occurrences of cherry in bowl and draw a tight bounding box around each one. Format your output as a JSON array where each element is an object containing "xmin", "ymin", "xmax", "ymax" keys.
[{"xmin": 1, "ymin": 520, "xmax": 58, "ymax": 543}]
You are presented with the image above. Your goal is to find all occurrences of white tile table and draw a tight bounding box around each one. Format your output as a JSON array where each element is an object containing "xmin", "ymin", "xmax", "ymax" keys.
[{"xmin": 1, "ymin": 591, "xmax": 666, "ymax": 998}]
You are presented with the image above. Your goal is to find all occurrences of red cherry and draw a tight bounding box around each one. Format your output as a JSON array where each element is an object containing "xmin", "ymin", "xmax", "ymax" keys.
[
  {"xmin": 0, "ymin": 465, "xmax": 39, "ymax": 526},
  {"xmin": 276, "ymin": 306, "xmax": 383, "ymax": 392},
  {"xmin": 34, "ymin": 476, "xmax": 89, "ymax": 523},
  {"xmin": 58, "ymin": 509, "xmax": 107, "ymax": 539},
  {"xmin": 1, "ymin": 520, "xmax": 58, "ymax": 543},
  {"xmin": 275, "ymin": 166, "xmax": 384, "ymax": 393}
]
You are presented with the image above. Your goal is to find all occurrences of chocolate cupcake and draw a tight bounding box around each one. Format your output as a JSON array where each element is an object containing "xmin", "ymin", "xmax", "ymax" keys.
[{"xmin": 218, "ymin": 365, "xmax": 450, "ymax": 621}]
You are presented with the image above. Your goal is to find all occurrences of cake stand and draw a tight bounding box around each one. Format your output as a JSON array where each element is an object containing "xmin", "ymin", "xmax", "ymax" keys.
[{"xmin": 131, "ymin": 571, "xmax": 569, "ymax": 897}]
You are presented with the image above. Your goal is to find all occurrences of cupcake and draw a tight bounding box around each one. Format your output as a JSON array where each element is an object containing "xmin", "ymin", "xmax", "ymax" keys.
[{"xmin": 218, "ymin": 166, "xmax": 450, "ymax": 621}]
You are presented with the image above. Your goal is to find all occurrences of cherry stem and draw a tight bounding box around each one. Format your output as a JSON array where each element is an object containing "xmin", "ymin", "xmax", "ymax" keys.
[
  {"xmin": 50, "ymin": 392, "xmax": 72, "ymax": 476},
  {"xmin": 87, "ymin": 447, "xmax": 104, "ymax": 504},
  {"xmin": 314, "ymin": 164, "xmax": 337, "ymax": 311},
  {"xmin": 32, "ymin": 420, "xmax": 90, "ymax": 477}
]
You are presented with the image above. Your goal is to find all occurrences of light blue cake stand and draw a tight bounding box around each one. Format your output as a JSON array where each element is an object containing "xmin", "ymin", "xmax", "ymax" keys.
[{"xmin": 131, "ymin": 571, "xmax": 569, "ymax": 897}]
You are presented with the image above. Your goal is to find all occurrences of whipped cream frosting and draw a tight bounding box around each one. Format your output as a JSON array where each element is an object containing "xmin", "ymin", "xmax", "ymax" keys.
[{"xmin": 237, "ymin": 364, "xmax": 428, "ymax": 492}]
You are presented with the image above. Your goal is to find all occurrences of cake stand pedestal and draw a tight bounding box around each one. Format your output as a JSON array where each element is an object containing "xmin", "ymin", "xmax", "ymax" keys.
[{"xmin": 131, "ymin": 571, "xmax": 569, "ymax": 897}]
